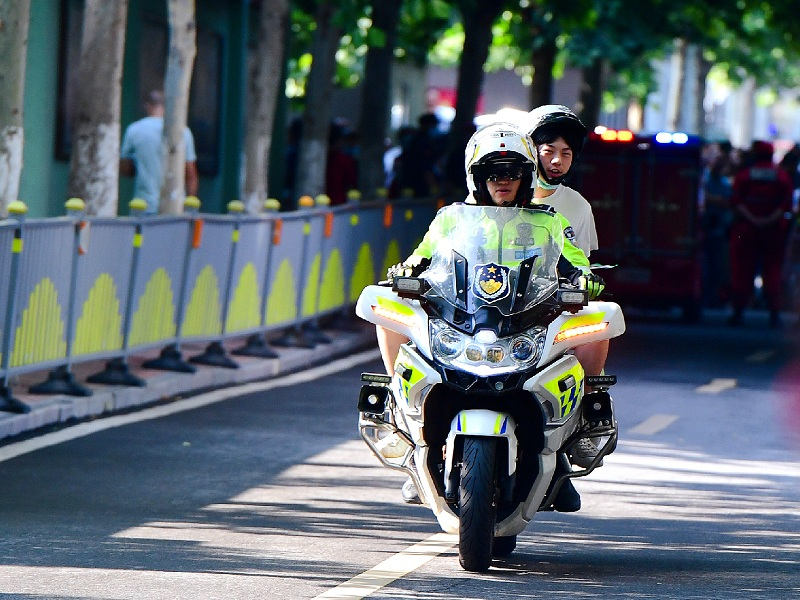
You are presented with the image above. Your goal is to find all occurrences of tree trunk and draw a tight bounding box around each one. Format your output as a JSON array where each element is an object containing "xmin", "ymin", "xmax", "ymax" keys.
[
  {"xmin": 577, "ymin": 59, "xmax": 604, "ymax": 131},
  {"xmin": 446, "ymin": 1, "xmax": 504, "ymax": 173},
  {"xmin": 295, "ymin": 0, "xmax": 340, "ymax": 204},
  {"xmin": 242, "ymin": 0, "xmax": 289, "ymax": 214},
  {"xmin": 731, "ymin": 77, "xmax": 756, "ymax": 149},
  {"xmin": 357, "ymin": 0, "xmax": 402, "ymax": 200},
  {"xmin": 67, "ymin": 0, "xmax": 128, "ymax": 216},
  {"xmin": 665, "ymin": 37, "xmax": 686, "ymax": 132},
  {"xmin": 160, "ymin": 0, "xmax": 196, "ymax": 215},
  {"xmin": 694, "ymin": 52, "xmax": 712, "ymax": 138},
  {"xmin": 529, "ymin": 40, "xmax": 556, "ymax": 110},
  {"xmin": 627, "ymin": 99, "xmax": 644, "ymax": 131},
  {"xmin": 0, "ymin": 0, "xmax": 30, "ymax": 217}
]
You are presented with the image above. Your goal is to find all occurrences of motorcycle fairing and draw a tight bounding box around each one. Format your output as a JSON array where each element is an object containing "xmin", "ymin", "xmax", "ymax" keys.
[
  {"xmin": 523, "ymin": 354, "xmax": 585, "ymax": 428},
  {"xmin": 539, "ymin": 301, "xmax": 625, "ymax": 363}
]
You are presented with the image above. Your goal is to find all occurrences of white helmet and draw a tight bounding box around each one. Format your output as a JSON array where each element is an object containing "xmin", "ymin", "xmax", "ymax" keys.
[
  {"xmin": 464, "ymin": 122, "xmax": 538, "ymax": 206},
  {"xmin": 526, "ymin": 104, "xmax": 588, "ymax": 186}
]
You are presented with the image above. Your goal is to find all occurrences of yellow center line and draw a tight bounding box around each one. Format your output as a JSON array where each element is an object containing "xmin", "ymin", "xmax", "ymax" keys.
[
  {"xmin": 696, "ymin": 378, "xmax": 737, "ymax": 394},
  {"xmin": 312, "ymin": 533, "xmax": 457, "ymax": 599}
]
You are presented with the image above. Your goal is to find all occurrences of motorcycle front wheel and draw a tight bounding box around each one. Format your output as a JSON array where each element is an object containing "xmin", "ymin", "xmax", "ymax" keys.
[{"xmin": 458, "ymin": 436, "xmax": 498, "ymax": 572}]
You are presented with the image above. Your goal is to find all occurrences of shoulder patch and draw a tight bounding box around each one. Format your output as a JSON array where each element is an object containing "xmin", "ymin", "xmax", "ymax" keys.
[{"xmin": 564, "ymin": 226, "xmax": 576, "ymax": 242}]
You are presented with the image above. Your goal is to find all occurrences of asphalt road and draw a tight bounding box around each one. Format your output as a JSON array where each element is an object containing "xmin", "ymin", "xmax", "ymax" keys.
[{"xmin": 0, "ymin": 309, "xmax": 798, "ymax": 599}]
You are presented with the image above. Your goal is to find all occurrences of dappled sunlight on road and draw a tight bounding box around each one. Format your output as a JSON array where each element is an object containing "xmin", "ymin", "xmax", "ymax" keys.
[{"xmin": 577, "ymin": 440, "xmax": 800, "ymax": 528}]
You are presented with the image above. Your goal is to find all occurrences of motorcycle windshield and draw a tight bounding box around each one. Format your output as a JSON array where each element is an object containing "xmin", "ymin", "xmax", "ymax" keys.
[{"xmin": 424, "ymin": 204, "xmax": 564, "ymax": 316}]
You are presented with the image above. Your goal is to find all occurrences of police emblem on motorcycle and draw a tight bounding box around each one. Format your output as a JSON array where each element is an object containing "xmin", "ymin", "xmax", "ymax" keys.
[{"xmin": 473, "ymin": 263, "xmax": 510, "ymax": 302}]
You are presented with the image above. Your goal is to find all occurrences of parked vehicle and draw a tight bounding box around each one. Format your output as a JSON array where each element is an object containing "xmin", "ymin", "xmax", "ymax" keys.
[
  {"xmin": 355, "ymin": 204, "xmax": 626, "ymax": 571},
  {"xmin": 569, "ymin": 129, "xmax": 704, "ymax": 320}
]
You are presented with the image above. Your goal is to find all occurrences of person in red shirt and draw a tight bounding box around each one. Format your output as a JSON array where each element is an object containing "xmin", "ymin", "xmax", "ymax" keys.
[
  {"xmin": 325, "ymin": 123, "xmax": 358, "ymax": 205},
  {"xmin": 728, "ymin": 140, "xmax": 794, "ymax": 327}
]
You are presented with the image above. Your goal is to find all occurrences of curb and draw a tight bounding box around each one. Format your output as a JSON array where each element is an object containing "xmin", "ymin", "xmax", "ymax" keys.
[{"xmin": 0, "ymin": 325, "xmax": 377, "ymax": 443}]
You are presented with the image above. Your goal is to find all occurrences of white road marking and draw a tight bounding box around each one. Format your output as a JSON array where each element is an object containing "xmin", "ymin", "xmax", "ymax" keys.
[
  {"xmin": 746, "ymin": 349, "xmax": 776, "ymax": 363},
  {"xmin": 312, "ymin": 532, "xmax": 457, "ymax": 599},
  {"xmin": 696, "ymin": 378, "xmax": 737, "ymax": 394},
  {"xmin": 0, "ymin": 349, "xmax": 381, "ymax": 464},
  {"xmin": 629, "ymin": 414, "xmax": 679, "ymax": 435}
]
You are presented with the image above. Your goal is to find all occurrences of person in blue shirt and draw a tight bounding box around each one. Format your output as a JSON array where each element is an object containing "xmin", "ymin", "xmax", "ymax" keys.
[{"xmin": 120, "ymin": 90, "xmax": 199, "ymax": 214}]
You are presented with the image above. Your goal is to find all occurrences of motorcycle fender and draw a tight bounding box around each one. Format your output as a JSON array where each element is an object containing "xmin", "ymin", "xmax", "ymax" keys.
[
  {"xmin": 444, "ymin": 410, "xmax": 518, "ymax": 483},
  {"xmin": 355, "ymin": 285, "xmax": 432, "ymax": 358},
  {"xmin": 539, "ymin": 301, "xmax": 626, "ymax": 364}
]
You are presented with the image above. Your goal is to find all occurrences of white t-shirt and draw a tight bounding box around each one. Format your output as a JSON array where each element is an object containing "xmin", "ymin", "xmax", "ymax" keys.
[{"xmin": 535, "ymin": 184, "xmax": 598, "ymax": 257}]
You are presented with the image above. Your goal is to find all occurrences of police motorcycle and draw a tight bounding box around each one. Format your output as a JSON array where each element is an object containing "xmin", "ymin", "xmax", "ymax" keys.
[{"xmin": 355, "ymin": 203, "xmax": 625, "ymax": 572}]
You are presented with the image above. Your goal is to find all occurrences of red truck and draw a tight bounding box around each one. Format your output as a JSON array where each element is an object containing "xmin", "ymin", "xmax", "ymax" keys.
[{"xmin": 569, "ymin": 130, "xmax": 705, "ymax": 321}]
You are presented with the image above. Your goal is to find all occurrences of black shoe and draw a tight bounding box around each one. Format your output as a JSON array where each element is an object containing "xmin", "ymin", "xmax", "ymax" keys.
[
  {"xmin": 553, "ymin": 479, "xmax": 581, "ymax": 512},
  {"xmin": 401, "ymin": 477, "xmax": 422, "ymax": 504}
]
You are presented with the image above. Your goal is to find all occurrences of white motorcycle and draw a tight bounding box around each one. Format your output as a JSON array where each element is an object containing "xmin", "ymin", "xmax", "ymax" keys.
[{"xmin": 355, "ymin": 204, "xmax": 625, "ymax": 572}]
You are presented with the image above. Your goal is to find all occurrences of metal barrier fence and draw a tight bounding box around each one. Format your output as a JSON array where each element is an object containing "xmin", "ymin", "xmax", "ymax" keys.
[{"xmin": 0, "ymin": 199, "xmax": 439, "ymax": 414}]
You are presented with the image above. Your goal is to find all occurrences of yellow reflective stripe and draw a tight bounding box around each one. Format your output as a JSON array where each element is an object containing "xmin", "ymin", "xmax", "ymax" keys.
[
  {"xmin": 494, "ymin": 414, "xmax": 504, "ymax": 434},
  {"xmin": 542, "ymin": 362, "xmax": 585, "ymax": 418},
  {"xmin": 375, "ymin": 295, "xmax": 415, "ymax": 316},
  {"xmin": 133, "ymin": 233, "xmax": 142, "ymax": 248},
  {"xmin": 12, "ymin": 238, "xmax": 23, "ymax": 253},
  {"xmin": 559, "ymin": 312, "xmax": 604, "ymax": 331},
  {"xmin": 232, "ymin": 229, "xmax": 240, "ymax": 243},
  {"xmin": 304, "ymin": 222, "xmax": 311, "ymax": 235}
]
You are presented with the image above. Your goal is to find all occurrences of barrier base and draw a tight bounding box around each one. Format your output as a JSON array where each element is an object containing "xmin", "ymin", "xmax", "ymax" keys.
[
  {"xmin": 303, "ymin": 321, "xmax": 332, "ymax": 344},
  {"xmin": 271, "ymin": 326, "xmax": 316, "ymax": 349},
  {"xmin": 87, "ymin": 357, "xmax": 146, "ymax": 387},
  {"xmin": 0, "ymin": 385, "xmax": 30, "ymax": 414},
  {"xmin": 232, "ymin": 334, "xmax": 279, "ymax": 359},
  {"xmin": 29, "ymin": 366, "xmax": 93, "ymax": 397},
  {"xmin": 143, "ymin": 344, "xmax": 197, "ymax": 373},
  {"xmin": 327, "ymin": 309, "xmax": 361, "ymax": 332},
  {"xmin": 190, "ymin": 341, "xmax": 239, "ymax": 369}
]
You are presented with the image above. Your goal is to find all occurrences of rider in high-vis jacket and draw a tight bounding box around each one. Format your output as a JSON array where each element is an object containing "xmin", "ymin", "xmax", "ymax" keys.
[{"xmin": 377, "ymin": 122, "xmax": 603, "ymax": 510}]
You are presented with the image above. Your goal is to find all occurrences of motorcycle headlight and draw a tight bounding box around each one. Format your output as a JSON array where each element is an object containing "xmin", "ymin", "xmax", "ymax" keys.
[
  {"xmin": 509, "ymin": 335, "xmax": 536, "ymax": 364},
  {"xmin": 429, "ymin": 321, "xmax": 546, "ymax": 375},
  {"xmin": 431, "ymin": 323, "xmax": 465, "ymax": 361}
]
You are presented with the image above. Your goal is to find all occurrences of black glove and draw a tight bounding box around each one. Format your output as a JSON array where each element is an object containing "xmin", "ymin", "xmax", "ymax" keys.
[
  {"xmin": 569, "ymin": 270, "xmax": 605, "ymax": 300},
  {"xmin": 386, "ymin": 257, "xmax": 430, "ymax": 280}
]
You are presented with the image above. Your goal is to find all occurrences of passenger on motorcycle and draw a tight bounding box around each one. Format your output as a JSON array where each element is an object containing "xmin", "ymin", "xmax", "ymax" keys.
[
  {"xmin": 376, "ymin": 122, "xmax": 603, "ymax": 509},
  {"xmin": 526, "ymin": 105, "xmax": 610, "ymax": 467}
]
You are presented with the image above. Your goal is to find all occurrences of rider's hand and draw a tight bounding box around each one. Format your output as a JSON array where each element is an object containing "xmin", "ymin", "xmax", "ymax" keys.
[
  {"xmin": 570, "ymin": 271, "xmax": 605, "ymax": 300},
  {"xmin": 386, "ymin": 257, "xmax": 430, "ymax": 279}
]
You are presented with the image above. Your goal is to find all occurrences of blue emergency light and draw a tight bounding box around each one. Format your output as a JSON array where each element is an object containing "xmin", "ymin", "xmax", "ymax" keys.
[{"xmin": 655, "ymin": 132, "xmax": 689, "ymax": 144}]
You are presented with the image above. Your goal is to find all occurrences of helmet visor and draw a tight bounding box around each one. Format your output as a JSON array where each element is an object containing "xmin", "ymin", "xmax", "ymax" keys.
[{"xmin": 473, "ymin": 162, "xmax": 532, "ymax": 182}]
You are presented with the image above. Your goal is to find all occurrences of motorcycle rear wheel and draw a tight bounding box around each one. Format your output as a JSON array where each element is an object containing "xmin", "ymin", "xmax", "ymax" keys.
[{"xmin": 458, "ymin": 436, "xmax": 498, "ymax": 572}]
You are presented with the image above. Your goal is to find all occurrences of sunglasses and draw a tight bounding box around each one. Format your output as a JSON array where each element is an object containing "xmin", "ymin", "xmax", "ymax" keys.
[{"xmin": 484, "ymin": 166, "xmax": 525, "ymax": 182}]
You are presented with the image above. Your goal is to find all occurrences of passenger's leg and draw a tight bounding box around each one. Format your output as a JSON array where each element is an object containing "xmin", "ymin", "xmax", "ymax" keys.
[
  {"xmin": 376, "ymin": 325, "xmax": 410, "ymax": 375},
  {"xmin": 574, "ymin": 340, "xmax": 609, "ymax": 383}
]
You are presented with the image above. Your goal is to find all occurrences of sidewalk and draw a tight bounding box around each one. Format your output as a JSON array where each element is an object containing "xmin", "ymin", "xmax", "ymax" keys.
[{"xmin": 0, "ymin": 323, "xmax": 377, "ymax": 443}]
